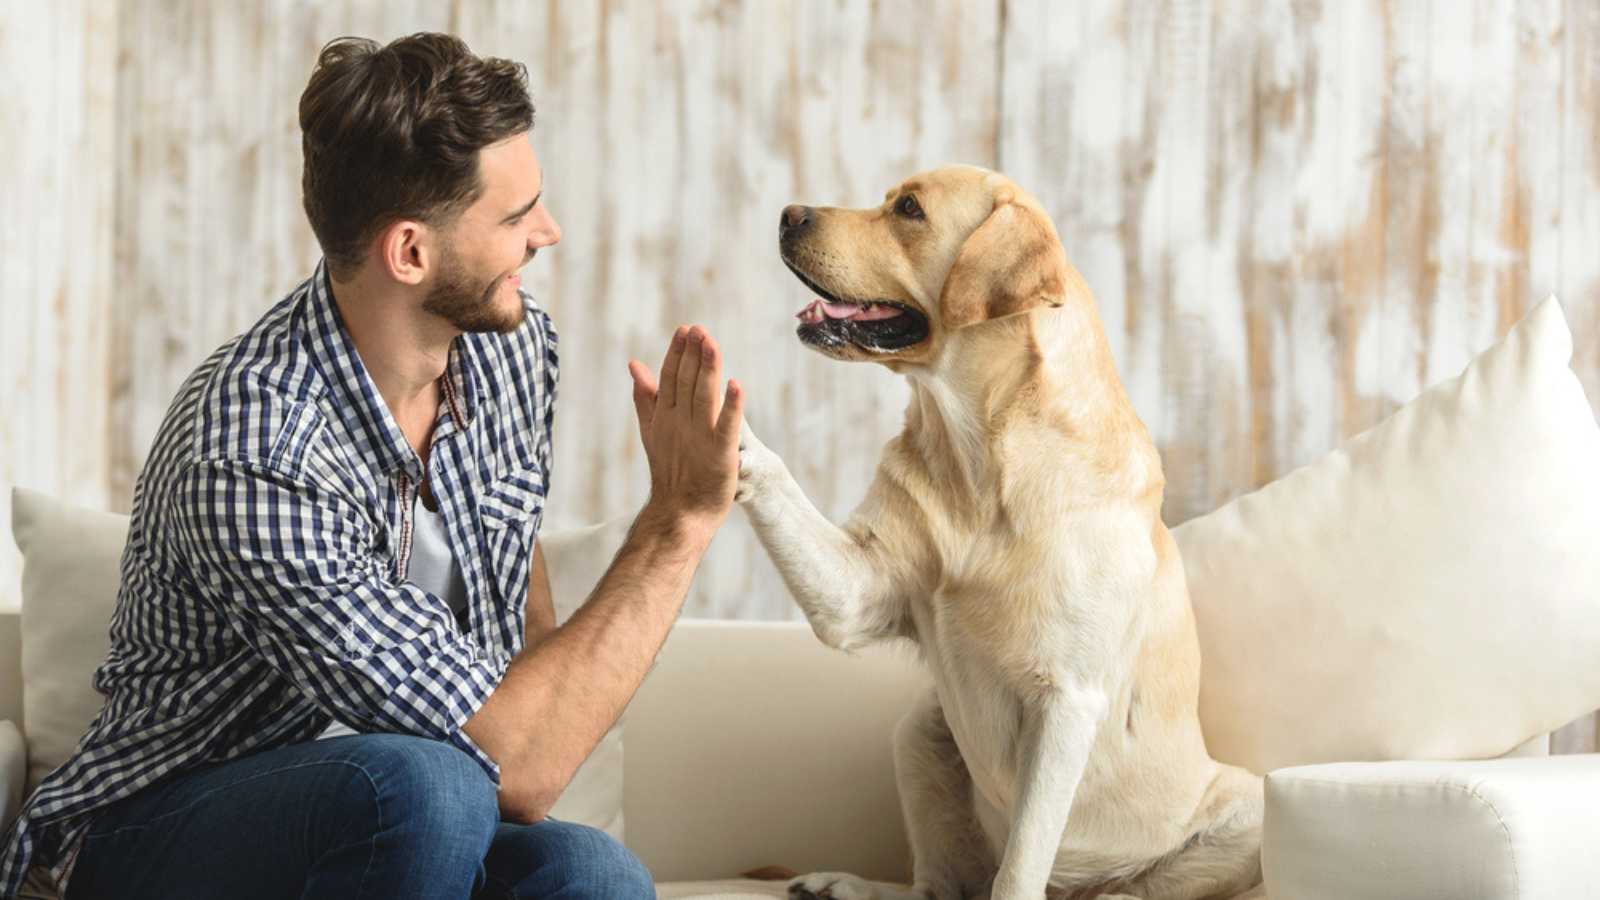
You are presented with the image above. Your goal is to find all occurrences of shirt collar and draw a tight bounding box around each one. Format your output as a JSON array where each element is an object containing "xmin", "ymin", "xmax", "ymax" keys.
[{"xmin": 305, "ymin": 259, "xmax": 480, "ymax": 480}]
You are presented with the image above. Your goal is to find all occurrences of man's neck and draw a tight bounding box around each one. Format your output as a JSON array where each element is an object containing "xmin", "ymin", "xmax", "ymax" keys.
[{"xmin": 328, "ymin": 266, "xmax": 457, "ymax": 436}]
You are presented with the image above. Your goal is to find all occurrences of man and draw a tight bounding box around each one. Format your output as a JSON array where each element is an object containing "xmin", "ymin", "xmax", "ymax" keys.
[{"xmin": 0, "ymin": 32, "xmax": 742, "ymax": 899}]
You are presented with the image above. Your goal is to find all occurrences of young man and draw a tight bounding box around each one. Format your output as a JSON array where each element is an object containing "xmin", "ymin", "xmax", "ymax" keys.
[{"xmin": 0, "ymin": 33, "xmax": 742, "ymax": 899}]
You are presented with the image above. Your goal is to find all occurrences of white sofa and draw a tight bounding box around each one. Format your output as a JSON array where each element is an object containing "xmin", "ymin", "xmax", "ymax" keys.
[{"xmin": 3, "ymin": 498, "xmax": 1598, "ymax": 900}]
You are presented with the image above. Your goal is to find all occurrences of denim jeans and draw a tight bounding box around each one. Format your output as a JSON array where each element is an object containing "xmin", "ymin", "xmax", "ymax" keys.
[{"xmin": 63, "ymin": 733, "xmax": 654, "ymax": 899}]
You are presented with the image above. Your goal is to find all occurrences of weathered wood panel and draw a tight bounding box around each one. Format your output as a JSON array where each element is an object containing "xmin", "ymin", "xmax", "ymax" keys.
[
  {"xmin": 1003, "ymin": 0, "xmax": 1598, "ymax": 526},
  {"xmin": 0, "ymin": 1, "xmax": 118, "ymax": 613}
]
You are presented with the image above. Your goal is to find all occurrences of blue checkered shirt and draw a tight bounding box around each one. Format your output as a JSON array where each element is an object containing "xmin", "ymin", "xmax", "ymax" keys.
[{"xmin": 0, "ymin": 262, "xmax": 558, "ymax": 896}]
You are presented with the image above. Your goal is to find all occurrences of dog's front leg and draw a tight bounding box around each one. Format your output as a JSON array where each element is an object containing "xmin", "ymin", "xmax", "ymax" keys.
[
  {"xmin": 737, "ymin": 422, "xmax": 909, "ymax": 650},
  {"xmin": 991, "ymin": 688, "xmax": 1107, "ymax": 900}
]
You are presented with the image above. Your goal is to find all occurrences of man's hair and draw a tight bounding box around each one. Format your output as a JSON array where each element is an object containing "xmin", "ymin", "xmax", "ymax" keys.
[{"xmin": 299, "ymin": 33, "xmax": 535, "ymax": 279}]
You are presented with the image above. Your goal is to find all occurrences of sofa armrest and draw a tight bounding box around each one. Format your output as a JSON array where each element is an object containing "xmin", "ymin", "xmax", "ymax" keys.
[
  {"xmin": 0, "ymin": 721, "xmax": 25, "ymax": 830},
  {"xmin": 1265, "ymin": 754, "xmax": 1600, "ymax": 899}
]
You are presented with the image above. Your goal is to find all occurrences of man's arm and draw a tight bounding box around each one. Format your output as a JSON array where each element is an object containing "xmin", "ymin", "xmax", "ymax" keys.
[
  {"xmin": 524, "ymin": 540, "xmax": 556, "ymax": 643},
  {"xmin": 464, "ymin": 324, "xmax": 742, "ymax": 823}
]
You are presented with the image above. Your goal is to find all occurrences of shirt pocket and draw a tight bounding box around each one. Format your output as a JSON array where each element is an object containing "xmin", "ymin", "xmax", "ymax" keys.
[{"xmin": 477, "ymin": 464, "xmax": 548, "ymax": 609}]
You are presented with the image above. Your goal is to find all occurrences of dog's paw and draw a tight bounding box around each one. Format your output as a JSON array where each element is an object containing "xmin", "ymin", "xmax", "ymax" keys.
[
  {"xmin": 736, "ymin": 420, "xmax": 783, "ymax": 504},
  {"xmin": 788, "ymin": 872, "xmax": 878, "ymax": 900}
]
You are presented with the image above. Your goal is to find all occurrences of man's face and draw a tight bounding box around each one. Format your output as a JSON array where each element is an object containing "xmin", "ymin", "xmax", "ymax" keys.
[{"xmin": 423, "ymin": 133, "xmax": 560, "ymax": 334}]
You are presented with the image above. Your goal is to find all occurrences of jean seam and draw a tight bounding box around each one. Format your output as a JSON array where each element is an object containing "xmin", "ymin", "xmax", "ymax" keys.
[
  {"xmin": 87, "ymin": 759, "xmax": 382, "ymax": 839},
  {"xmin": 352, "ymin": 766, "xmax": 381, "ymax": 900}
]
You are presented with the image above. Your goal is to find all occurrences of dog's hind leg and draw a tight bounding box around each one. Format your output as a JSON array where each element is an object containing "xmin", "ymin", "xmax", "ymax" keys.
[
  {"xmin": 788, "ymin": 690, "xmax": 995, "ymax": 900},
  {"xmin": 1115, "ymin": 765, "xmax": 1263, "ymax": 900},
  {"xmin": 895, "ymin": 688, "xmax": 997, "ymax": 900}
]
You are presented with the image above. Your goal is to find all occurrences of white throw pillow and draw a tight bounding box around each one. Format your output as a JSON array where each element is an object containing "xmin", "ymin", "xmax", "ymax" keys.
[
  {"xmin": 538, "ymin": 517, "xmax": 636, "ymax": 841},
  {"xmin": 10, "ymin": 488, "xmax": 628, "ymax": 841},
  {"xmin": 1174, "ymin": 297, "xmax": 1600, "ymax": 774},
  {"xmin": 11, "ymin": 488, "xmax": 123, "ymax": 793}
]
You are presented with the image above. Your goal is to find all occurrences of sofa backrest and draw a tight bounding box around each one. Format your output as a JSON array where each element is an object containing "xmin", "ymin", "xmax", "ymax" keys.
[{"xmin": 623, "ymin": 619, "xmax": 923, "ymax": 882}]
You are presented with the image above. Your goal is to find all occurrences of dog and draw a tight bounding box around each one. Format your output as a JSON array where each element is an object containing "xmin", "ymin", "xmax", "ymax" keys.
[{"xmin": 735, "ymin": 166, "xmax": 1265, "ymax": 900}]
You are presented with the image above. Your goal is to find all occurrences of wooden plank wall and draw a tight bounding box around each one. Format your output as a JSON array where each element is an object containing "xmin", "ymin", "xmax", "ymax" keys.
[
  {"xmin": 0, "ymin": 1, "xmax": 119, "ymax": 609},
  {"xmin": 3, "ymin": 1, "xmax": 1597, "ymax": 746}
]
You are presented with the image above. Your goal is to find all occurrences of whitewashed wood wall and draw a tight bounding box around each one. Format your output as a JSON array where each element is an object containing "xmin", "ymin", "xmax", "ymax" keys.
[{"xmin": 3, "ymin": 1, "xmax": 1598, "ymax": 748}]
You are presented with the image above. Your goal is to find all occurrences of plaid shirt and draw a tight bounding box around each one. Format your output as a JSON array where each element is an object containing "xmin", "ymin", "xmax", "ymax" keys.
[{"xmin": 0, "ymin": 262, "xmax": 558, "ymax": 896}]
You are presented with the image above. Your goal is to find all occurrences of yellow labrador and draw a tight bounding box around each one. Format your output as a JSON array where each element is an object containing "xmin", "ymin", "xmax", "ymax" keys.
[{"xmin": 736, "ymin": 167, "xmax": 1264, "ymax": 900}]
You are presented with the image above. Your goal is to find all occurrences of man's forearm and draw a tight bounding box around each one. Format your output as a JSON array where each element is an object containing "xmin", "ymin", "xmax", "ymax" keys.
[{"xmin": 464, "ymin": 501, "xmax": 712, "ymax": 821}]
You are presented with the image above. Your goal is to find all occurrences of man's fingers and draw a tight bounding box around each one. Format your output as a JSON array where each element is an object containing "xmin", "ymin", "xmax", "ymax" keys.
[
  {"xmin": 693, "ymin": 335, "xmax": 723, "ymax": 426},
  {"xmin": 628, "ymin": 358, "xmax": 658, "ymax": 400},
  {"xmin": 628, "ymin": 360, "xmax": 656, "ymax": 443},
  {"xmin": 715, "ymin": 379, "xmax": 745, "ymax": 446},
  {"xmin": 675, "ymin": 326, "xmax": 705, "ymax": 416},
  {"xmin": 658, "ymin": 326, "xmax": 688, "ymax": 409}
]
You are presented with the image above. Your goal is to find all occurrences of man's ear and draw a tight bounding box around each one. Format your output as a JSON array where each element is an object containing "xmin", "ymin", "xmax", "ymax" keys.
[
  {"xmin": 375, "ymin": 219, "xmax": 430, "ymax": 287},
  {"xmin": 937, "ymin": 191, "xmax": 1075, "ymax": 330}
]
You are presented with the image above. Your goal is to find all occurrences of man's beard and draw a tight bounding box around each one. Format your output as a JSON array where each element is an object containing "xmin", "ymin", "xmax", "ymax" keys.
[{"xmin": 423, "ymin": 245, "xmax": 533, "ymax": 335}]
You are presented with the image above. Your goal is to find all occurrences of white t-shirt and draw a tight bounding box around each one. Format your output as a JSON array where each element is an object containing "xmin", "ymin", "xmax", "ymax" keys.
[{"xmin": 317, "ymin": 497, "xmax": 468, "ymax": 740}]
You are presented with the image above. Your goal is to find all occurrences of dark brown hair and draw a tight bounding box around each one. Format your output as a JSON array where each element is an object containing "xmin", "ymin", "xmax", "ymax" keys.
[{"xmin": 299, "ymin": 33, "xmax": 535, "ymax": 278}]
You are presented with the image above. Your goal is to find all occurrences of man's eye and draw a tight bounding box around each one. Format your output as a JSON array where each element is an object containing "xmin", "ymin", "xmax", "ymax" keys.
[{"xmin": 896, "ymin": 194, "xmax": 924, "ymax": 219}]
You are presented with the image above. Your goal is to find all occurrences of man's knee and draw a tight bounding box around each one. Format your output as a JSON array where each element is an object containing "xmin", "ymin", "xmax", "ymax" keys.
[
  {"xmin": 495, "ymin": 821, "xmax": 653, "ymax": 899},
  {"xmin": 331, "ymin": 734, "xmax": 499, "ymax": 858},
  {"xmin": 563, "ymin": 825, "xmax": 653, "ymax": 898}
]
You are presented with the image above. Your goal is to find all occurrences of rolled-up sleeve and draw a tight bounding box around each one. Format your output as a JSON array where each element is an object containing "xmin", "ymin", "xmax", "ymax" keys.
[{"xmin": 172, "ymin": 457, "xmax": 510, "ymax": 781}]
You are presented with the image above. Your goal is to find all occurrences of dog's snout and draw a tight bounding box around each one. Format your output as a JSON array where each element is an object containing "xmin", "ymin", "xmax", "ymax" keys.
[{"xmin": 780, "ymin": 205, "xmax": 813, "ymax": 238}]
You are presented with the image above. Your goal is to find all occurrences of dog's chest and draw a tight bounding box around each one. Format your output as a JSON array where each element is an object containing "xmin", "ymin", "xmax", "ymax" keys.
[{"xmin": 908, "ymin": 517, "xmax": 1152, "ymax": 813}]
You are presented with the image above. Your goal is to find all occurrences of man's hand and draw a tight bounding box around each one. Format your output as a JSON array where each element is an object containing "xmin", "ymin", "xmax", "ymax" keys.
[
  {"xmin": 626, "ymin": 325, "xmax": 743, "ymax": 535},
  {"xmin": 465, "ymin": 325, "xmax": 744, "ymax": 824}
]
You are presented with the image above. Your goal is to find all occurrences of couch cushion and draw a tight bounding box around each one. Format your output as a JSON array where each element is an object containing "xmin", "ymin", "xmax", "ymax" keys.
[
  {"xmin": 538, "ymin": 518, "xmax": 637, "ymax": 840},
  {"xmin": 622, "ymin": 619, "xmax": 925, "ymax": 885},
  {"xmin": 655, "ymin": 880, "xmax": 792, "ymax": 899},
  {"xmin": 654, "ymin": 877, "xmax": 913, "ymax": 899},
  {"xmin": 1263, "ymin": 754, "xmax": 1600, "ymax": 899},
  {"xmin": 0, "ymin": 720, "xmax": 25, "ymax": 828},
  {"xmin": 1175, "ymin": 297, "xmax": 1600, "ymax": 774},
  {"xmin": 11, "ymin": 488, "xmax": 124, "ymax": 794}
]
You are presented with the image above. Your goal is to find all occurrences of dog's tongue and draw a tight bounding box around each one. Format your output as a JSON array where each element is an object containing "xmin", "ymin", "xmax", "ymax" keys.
[
  {"xmin": 819, "ymin": 300, "xmax": 903, "ymax": 321},
  {"xmin": 794, "ymin": 298, "xmax": 906, "ymax": 323}
]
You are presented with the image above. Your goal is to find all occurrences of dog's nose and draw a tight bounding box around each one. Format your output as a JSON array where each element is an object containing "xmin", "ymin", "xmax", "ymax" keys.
[{"xmin": 780, "ymin": 205, "xmax": 813, "ymax": 237}]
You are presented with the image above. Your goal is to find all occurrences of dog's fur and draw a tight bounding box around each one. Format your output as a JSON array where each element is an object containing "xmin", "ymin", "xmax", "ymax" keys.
[{"xmin": 737, "ymin": 167, "xmax": 1264, "ymax": 900}]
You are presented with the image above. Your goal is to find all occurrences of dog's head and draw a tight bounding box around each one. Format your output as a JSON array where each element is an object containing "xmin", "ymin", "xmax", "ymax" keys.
[{"xmin": 779, "ymin": 166, "xmax": 1086, "ymax": 366}]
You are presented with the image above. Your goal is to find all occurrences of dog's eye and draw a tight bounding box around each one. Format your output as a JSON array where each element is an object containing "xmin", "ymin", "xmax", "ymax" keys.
[{"xmin": 895, "ymin": 194, "xmax": 924, "ymax": 220}]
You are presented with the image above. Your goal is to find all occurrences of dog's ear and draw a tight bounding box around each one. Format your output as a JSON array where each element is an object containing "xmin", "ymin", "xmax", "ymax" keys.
[{"xmin": 937, "ymin": 188, "xmax": 1080, "ymax": 330}]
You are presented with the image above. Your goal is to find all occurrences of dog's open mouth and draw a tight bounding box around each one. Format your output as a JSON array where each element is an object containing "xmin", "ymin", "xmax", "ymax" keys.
[{"xmin": 784, "ymin": 260, "xmax": 929, "ymax": 352}]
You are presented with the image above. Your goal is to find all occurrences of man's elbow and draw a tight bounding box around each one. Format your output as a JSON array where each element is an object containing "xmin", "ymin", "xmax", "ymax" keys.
[{"xmin": 498, "ymin": 770, "xmax": 561, "ymax": 825}]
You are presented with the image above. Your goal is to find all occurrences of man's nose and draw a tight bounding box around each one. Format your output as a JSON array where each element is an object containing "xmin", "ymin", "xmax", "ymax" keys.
[
  {"xmin": 530, "ymin": 209, "xmax": 561, "ymax": 248},
  {"xmin": 779, "ymin": 205, "xmax": 813, "ymax": 238}
]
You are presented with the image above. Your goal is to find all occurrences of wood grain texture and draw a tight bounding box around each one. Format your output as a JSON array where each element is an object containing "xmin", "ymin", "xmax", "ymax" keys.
[
  {"xmin": 1, "ymin": 0, "xmax": 1595, "ymax": 751},
  {"xmin": 1002, "ymin": 0, "xmax": 1599, "ymax": 526},
  {"xmin": 0, "ymin": 1, "xmax": 118, "ymax": 613}
]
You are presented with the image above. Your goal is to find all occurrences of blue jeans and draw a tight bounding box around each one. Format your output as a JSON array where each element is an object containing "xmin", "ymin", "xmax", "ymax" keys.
[{"xmin": 64, "ymin": 733, "xmax": 654, "ymax": 899}]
